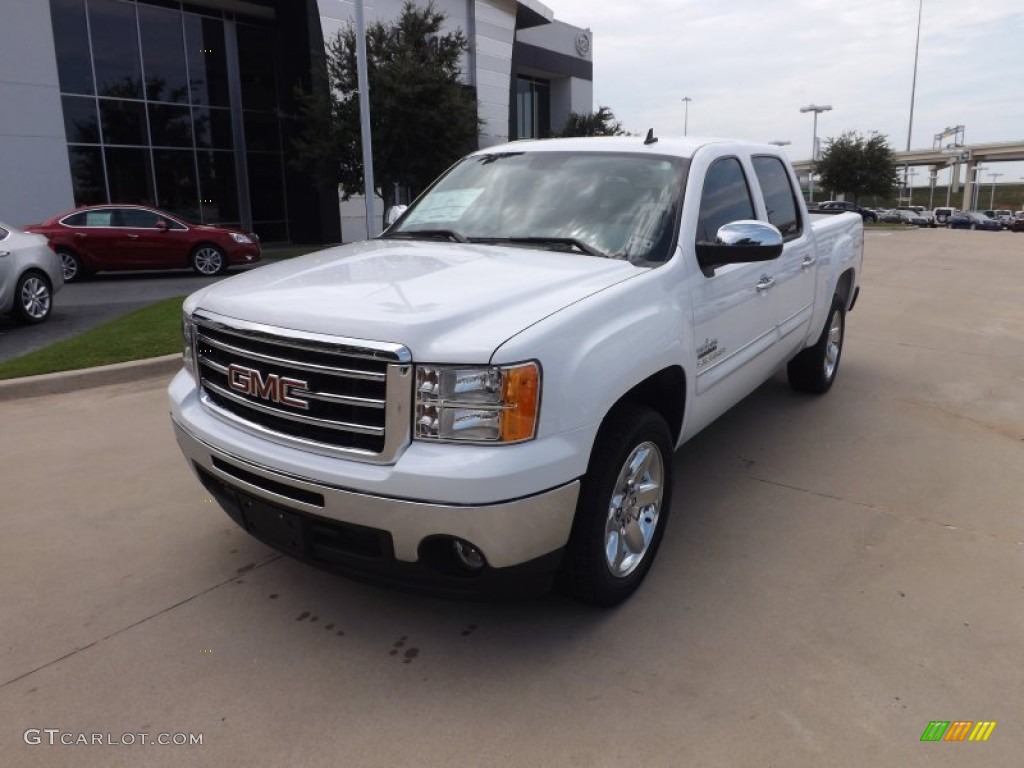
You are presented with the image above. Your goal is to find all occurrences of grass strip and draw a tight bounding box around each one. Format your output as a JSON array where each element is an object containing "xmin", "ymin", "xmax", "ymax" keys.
[{"xmin": 0, "ymin": 296, "xmax": 186, "ymax": 380}]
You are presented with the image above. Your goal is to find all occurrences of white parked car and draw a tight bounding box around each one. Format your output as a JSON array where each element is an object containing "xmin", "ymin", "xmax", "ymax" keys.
[
  {"xmin": 171, "ymin": 136, "xmax": 863, "ymax": 605},
  {"xmin": 0, "ymin": 221, "xmax": 63, "ymax": 324}
]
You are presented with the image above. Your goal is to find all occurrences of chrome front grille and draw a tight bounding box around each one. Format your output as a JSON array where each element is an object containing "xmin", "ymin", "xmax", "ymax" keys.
[{"xmin": 193, "ymin": 310, "xmax": 411, "ymax": 462}]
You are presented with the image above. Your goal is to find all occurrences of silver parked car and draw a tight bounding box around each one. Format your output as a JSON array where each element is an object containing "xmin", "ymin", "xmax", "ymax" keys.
[{"xmin": 0, "ymin": 221, "xmax": 64, "ymax": 324}]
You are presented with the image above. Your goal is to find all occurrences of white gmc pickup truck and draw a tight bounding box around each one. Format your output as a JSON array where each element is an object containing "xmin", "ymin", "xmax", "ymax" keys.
[{"xmin": 170, "ymin": 135, "xmax": 863, "ymax": 605}]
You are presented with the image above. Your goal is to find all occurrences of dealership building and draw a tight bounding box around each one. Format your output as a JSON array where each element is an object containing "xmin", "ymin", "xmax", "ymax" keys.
[{"xmin": 3, "ymin": 0, "xmax": 593, "ymax": 242}]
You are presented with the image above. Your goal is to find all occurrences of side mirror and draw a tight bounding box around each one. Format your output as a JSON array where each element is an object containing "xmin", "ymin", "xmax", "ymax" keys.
[
  {"xmin": 155, "ymin": 219, "xmax": 169, "ymax": 231},
  {"xmin": 695, "ymin": 220, "xmax": 784, "ymax": 272}
]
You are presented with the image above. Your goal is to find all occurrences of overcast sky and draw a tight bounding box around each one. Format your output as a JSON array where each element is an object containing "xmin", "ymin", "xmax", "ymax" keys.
[{"xmin": 550, "ymin": 0, "xmax": 1023, "ymax": 185}]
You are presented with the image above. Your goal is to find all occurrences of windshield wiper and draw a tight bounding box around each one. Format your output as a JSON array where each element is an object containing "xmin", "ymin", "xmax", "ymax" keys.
[
  {"xmin": 380, "ymin": 229, "xmax": 469, "ymax": 243},
  {"xmin": 470, "ymin": 236, "xmax": 607, "ymax": 258}
]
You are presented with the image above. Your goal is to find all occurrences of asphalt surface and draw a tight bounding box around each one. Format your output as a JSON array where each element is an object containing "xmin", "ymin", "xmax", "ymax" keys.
[
  {"xmin": 1, "ymin": 228, "xmax": 1022, "ymax": 766},
  {"xmin": 0, "ymin": 265, "xmax": 266, "ymax": 363}
]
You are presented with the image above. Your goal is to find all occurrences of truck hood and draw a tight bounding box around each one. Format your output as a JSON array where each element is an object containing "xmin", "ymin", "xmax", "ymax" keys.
[{"xmin": 185, "ymin": 239, "xmax": 643, "ymax": 362}]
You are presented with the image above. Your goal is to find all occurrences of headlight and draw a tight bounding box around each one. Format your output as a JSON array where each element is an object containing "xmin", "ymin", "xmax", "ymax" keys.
[
  {"xmin": 182, "ymin": 311, "xmax": 197, "ymax": 379},
  {"xmin": 229, "ymin": 232, "xmax": 252, "ymax": 244},
  {"xmin": 415, "ymin": 362, "xmax": 540, "ymax": 443}
]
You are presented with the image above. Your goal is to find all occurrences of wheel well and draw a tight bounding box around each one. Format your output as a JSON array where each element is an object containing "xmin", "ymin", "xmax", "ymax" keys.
[
  {"xmin": 191, "ymin": 241, "xmax": 223, "ymax": 256},
  {"xmin": 835, "ymin": 268, "xmax": 855, "ymax": 310},
  {"xmin": 20, "ymin": 267, "xmax": 50, "ymax": 284},
  {"xmin": 609, "ymin": 366, "xmax": 686, "ymax": 445}
]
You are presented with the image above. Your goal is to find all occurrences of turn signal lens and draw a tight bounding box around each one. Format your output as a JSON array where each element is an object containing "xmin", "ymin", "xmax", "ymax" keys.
[{"xmin": 500, "ymin": 363, "xmax": 539, "ymax": 442}]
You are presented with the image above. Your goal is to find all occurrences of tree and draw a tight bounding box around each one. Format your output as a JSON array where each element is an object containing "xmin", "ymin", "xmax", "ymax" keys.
[
  {"xmin": 557, "ymin": 106, "xmax": 628, "ymax": 137},
  {"xmin": 815, "ymin": 131, "xmax": 898, "ymax": 203},
  {"xmin": 290, "ymin": 1, "xmax": 481, "ymax": 208}
]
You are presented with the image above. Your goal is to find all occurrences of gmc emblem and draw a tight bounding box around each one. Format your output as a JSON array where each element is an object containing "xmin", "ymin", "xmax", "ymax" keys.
[{"xmin": 227, "ymin": 364, "xmax": 310, "ymax": 410}]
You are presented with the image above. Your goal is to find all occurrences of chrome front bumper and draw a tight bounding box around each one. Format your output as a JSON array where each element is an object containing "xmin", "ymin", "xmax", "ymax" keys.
[{"xmin": 173, "ymin": 419, "xmax": 580, "ymax": 571}]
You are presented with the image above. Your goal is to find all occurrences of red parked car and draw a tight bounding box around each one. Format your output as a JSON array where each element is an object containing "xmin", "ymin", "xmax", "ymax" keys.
[{"xmin": 24, "ymin": 205, "xmax": 261, "ymax": 282}]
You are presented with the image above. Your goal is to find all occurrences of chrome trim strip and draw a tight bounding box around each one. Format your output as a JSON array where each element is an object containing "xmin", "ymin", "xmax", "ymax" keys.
[
  {"xmin": 196, "ymin": 333, "xmax": 386, "ymax": 381},
  {"xmin": 204, "ymin": 380, "xmax": 385, "ymax": 436},
  {"xmin": 779, "ymin": 302, "xmax": 814, "ymax": 328},
  {"xmin": 198, "ymin": 356, "xmax": 385, "ymax": 409},
  {"xmin": 194, "ymin": 309, "xmax": 412, "ymax": 364},
  {"xmin": 197, "ymin": 392, "xmax": 384, "ymax": 460}
]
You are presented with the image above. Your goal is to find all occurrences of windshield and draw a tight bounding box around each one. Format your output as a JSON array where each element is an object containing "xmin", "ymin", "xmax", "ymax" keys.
[{"xmin": 384, "ymin": 151, "xmax": 688, "ymax": 263}]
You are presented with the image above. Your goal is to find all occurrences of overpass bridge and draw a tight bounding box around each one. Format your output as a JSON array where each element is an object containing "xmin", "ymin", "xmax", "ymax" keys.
[{"xmin": 791, "ymin": 140, "xmax": 1024, "ymax": 210}]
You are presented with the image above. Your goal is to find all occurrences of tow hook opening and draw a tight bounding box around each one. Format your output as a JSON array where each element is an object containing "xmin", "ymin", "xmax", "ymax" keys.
[{"xmin": 419, "ymin": 536, "xmax": 489, "ymax": 577}]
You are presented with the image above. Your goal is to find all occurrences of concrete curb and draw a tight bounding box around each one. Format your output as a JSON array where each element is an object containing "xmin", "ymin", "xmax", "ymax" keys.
[{"xmin": 0, "ymin": 354, "xmax": 182, "ymax": 401}]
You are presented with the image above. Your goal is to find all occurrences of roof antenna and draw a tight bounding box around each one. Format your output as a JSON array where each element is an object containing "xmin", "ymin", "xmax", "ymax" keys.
[{"xmin": 644, "ymin": 128, "xmax": 658, "ymax": 145}]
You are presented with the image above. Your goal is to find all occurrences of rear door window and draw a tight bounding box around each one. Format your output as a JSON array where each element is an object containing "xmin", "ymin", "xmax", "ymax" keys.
[
  {"xmin": 72, "ymin": 210, "xmax": 115, "ymax": 227},
  {"xmin": 752, "ymin": 155, "xmax": 803, "ymax": 239}
]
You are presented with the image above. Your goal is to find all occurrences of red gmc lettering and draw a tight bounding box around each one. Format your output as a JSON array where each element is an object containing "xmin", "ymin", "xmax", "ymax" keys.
[{"xmin": 227, "ymin": 365, "xmax": 309, "ymax": 409}]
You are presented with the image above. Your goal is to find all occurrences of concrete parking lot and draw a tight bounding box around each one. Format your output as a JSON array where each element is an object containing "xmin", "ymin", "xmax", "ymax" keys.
[{"xmin": 1, "ymin": 228, "xmax": 1022, "ymax": 767}]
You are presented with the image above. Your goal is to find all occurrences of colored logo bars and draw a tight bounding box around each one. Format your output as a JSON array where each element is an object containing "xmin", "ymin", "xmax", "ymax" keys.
[{"xmin": 920, "ymin": 721, "xmax": 997, "ymax": 742}]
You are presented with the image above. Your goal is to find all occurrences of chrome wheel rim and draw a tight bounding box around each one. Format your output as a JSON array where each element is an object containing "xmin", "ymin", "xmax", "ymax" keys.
[
  {"xmin": 604, "ymin": 441, "xmax": 664, "ymax": 578},
  {"xmin": 824, "ymin": 309, "xmax": 843, "ymax": 380},
  {"xmin": 21, "ymin": 277, "xmax": 51, "ymax": 319},
  {"xmin": 59, "ymin": 252, "xmax": 78, "ymax": 281},
  {"xmin": 194, "ymin": 247, "xmax": 223, "ymax": 275}
]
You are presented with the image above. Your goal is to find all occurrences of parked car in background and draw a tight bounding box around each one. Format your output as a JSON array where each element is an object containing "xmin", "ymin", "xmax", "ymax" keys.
[
  {"xmin": 982, "ymin": 210, "xmax": 1013, "ymax": 229},
  {"xmin": 896, "ymin": 206, "xmax": 932, "ymax": 226},
  {"xmin": 24, "ymin": 205, "xmax": 261, "ymax": 282},
  {"xmin": 0, "ymin": 221, "xmax": 63, "ymax": 324},
  {"xmin": 888, "ymin": 210, "xmax": 929, "ymax": 227},
  {"xmin": 1010, "ymin": 211, "xmax": 1024, "ymax": 232},
  {"xmin": 815, "ymin": 200, "xmax": 878, "ymax": 222},
  {"xmin": 949, "ymin": 211, "xmax": 1002, "ymax": 231},
  {"xmin": 931, "ymin": 207, "xmax": 956, "ymax": 227}
]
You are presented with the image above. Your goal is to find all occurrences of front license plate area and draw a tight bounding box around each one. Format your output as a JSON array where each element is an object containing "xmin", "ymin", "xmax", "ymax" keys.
[{"xmin": 236, "ymin": 492, "xmax": 305, "ymax": 558}]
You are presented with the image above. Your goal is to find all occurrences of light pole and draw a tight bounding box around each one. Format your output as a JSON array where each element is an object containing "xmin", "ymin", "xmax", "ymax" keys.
[
  {"xmin": 987, "ymin": 172, "xmax": 1004, "ymax": 209},
  {"xmin": 905, "ymin": 168, "xmax": 917, "ymax": 206},
  {"xmin": 800, "ymin": 104, "xmax": 832, "ymax": 203},
  {"xmin": 354, "ymin": 0, "xmax": 377, "ymax": 237},
  {"xmin": 970, "ymin": 166, "xmax": 987, "ymax": 210},
  {"xmin": 906, "ymin": 0, "xmax": 924, "ymax": 152},
  {"xmin": 682, "ymin": 97, "xmax": 693, "ymax": 136}
]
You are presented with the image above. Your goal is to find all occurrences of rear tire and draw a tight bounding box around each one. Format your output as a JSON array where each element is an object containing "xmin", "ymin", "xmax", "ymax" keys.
[
  {"xmin": 559, "ymin": 404, "xmax": 674, "ymax": 606},
  {"xmin": 57, "ymin": 249, "xmax": 83, "ymax": 283},
  {"xmin": 787, "ymin": 294, "xmax": 845, "ymax": 394},
  {"xmin": 12, "ymin": 271, "xmax": 53, "ymax": 324}
]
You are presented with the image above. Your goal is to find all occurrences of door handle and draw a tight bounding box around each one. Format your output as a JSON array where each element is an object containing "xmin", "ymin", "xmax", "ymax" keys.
[
  {"xmin": 74, "ymin": 232, "xmax": 87, "ymax": 237},
  {"xmin": 801, "ymin": 256, "xmax": 817, "ymax": 269},
  {"xmin": 756, "ymin": 276, "xmax": 776, "ymax": 292},
  {"xmin": 127, "ymin": 234, "xmax": 139, "ymax": 239}
]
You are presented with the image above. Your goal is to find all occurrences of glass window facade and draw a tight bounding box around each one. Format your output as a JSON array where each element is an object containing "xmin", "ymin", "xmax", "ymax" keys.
[
  {"xmin": 515, "ymin": 76, "xmax": 551, "ymax": 140},
  {"xmin": 50, "ymin": 0, "xmax": 289, "ymax": 240}
]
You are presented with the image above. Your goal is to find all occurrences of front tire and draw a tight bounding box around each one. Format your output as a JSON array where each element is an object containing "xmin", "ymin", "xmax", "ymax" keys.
[
  {"xmin": 788, "ymin": 295, "xmax": 845, "ymax": 394},
  {"xmin": 191, "ymin": 244, "xmax": 227, "ymax": 276},
  {"xmin": 559, "ymin": 404, "xmax": 674, "ymax": 606},
  {"xmin": 12, "ymin": 271, "xmax": 53, "ymax": 324}
]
